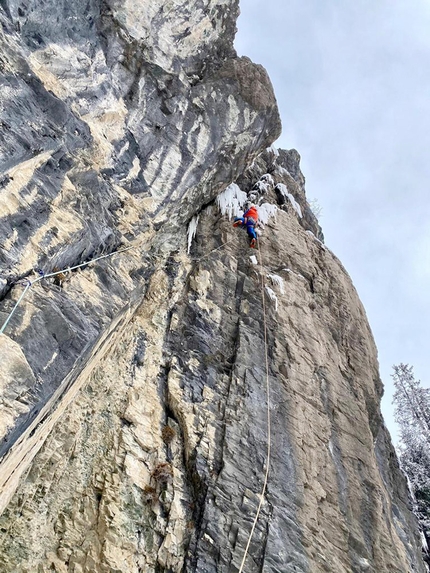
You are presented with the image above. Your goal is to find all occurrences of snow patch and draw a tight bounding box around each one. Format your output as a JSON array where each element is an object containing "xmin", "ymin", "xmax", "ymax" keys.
[
  {"xmin": 306, "ymin": 230, "xmax": 326, "ymax": 250},
  {"xmin": 43, "ymin": 351, "xmax": 58, "ymax": 371},
  {"xmin": 266, "ymin": 144, "xmax": 279, "ymax": 157},
  {"xmin": 421, "ymin": 531, "xmax": 429, "ymax": 555},
  {"xmin": 257, "ymin": 203, "xmax": 278, "ymax": 225},
  {"xmin": 187, "ymin": 215, "xmax": 199, "ymax": 253},
  {"xmin": 276, "ymin": 166, "xmax": 290, "ymax": 177},
  {"xmin": 216, "ymin": 183, "xmax": 248, "ymax": 220},
  {"xmin": 253, "ymin": 174, "xmax": 273, "ymax": 194},
  {"xmin": 276, "ymin": 183, "xmax": 302, "ymax": 218},
  {"xmin": 254, "ymin": 179, "xmax": 270, "ymax": 194},
  {"xmin": 268, "ymin": 273, "xmax": 285, "ymax": 295},
  {"xmin": 265, "ymin": 286, "xmax": 278, "ymax": 311},
  {"xmin": 261, "ymin": 173, "xmax": 274, "ymax": 184},
  {"xmin": 250, "ymin": 255, "xmax": 258, "ymax": 265},
  {"xmin": 284, "ymin": 268, "xmax": 307, "ymax": 281}
]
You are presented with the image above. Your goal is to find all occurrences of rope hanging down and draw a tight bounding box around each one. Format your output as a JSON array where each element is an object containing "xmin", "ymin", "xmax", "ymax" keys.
[
  {"xmin": 1, "ymin": 231, "xmax": 234, "ymax": 337},
  {"xmin": 0, "ymin": 245, "xmax": 135, "ymax": 336},
  {"xmin": 238, "ymin": 239, "xmax": 272, "ymax": 573}
]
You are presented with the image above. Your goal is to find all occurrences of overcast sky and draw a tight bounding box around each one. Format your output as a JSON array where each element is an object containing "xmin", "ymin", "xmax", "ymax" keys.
[{"xmin": 235, "ymin": 0, "xmax": 430, "ymax": 442}]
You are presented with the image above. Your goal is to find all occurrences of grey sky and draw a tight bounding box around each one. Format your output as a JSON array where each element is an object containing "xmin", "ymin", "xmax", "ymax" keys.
[{"xmin": 235, "ymin": 0, "xmax": 430, "ymax": 441}]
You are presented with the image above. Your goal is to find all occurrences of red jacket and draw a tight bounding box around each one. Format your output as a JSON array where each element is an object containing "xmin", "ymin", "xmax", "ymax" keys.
[{"xmin": 244, "ymin": 206, "xmax": 258, "ymax": 222}]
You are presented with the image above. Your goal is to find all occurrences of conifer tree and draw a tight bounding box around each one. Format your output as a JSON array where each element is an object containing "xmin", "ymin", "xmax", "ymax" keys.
[{"xmin": 392, "ymin": 364, "xmax": 430, "ymax": 562}]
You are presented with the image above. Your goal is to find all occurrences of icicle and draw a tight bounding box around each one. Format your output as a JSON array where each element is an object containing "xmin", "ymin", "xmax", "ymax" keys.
[
  {"xmin": 267, "ymin": 273, "xmax": 285, "ymax": 295},
  {"xmin": 216, "ymin": 183, "xmax": 248, "ymax": 220},
  {"xmin": 261, "ymin": 173, "xmax": 274, "ymax": 186},
  {"xmin": 253, "ymin": 174, "xmax": 274, "ymax": 195},
  {"xmin": 265, "ymin": 286, "xmax": 278, "ymax": 312},
  {"xmin": 187, "ymin": 215, "xmax": 199, "ymax": 253},
  {"xmin": 276, "ymin": 183, "xmax": 302, "ymax": 218},
  {"xmin": 254, "ymin": 178, "xmax": 271, "ymax": 194},
  {"xmin": 257, "ymin": 203, "xmax": 278, "ymax": 225}
]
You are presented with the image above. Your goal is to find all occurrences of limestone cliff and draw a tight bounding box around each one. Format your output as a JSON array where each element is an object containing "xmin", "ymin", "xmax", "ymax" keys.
[{"xmin": 0, "ymin": 1, "xmax": 425, "ymax": 572}]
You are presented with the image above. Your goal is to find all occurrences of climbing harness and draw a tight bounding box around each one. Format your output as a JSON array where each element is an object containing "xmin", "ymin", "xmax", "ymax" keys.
[
  {"xmin": 238, "ymin": 238, "xmax": 272, "ymax": 573},
  {"xmin": 0, "ymin": 245, "xmax": 136, "ymax": 335}
]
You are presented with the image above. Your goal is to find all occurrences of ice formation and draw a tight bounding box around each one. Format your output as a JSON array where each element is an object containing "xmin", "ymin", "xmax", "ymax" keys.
[
  {"xmin": 284, "ymin": 268, "xmax": 307, "ymax": 281},
  {"xmin": 265, "ymin": 286, "xmax": 278, "ymax": 311},
  {"xmin": 268, "ymin": 273, "xmax": 285, "ymax": 295},
  {"xmin": 257, "ymin": 203, "xmax": 278, "ymax": 225},
  {"xmin": 276, "ymin": 183, "xmax": 302, "ymax": 218},
  {"xmin": 266, "ymin": 144, "xmax": 279, "ymax": 157},
  {"xmin": 254, "ymin": 181, "xmax": 267, "ymax": 194},
  {"xmin": 261, "ymin": 173, "xmax": 274, "ymax": 185},
  {"xmin": 306, "ymin": 230, "xmax": 326, "ymax": 250},
  {"xmin": 254, "ymin": 174, "xmax": 273, "ymax": 194},
  {"xmin": 216, "ymin": 183, "xmax": 248, "ymax": 220},
  {"xmin": 187, "ymin": 215, "xmax": 199, "ymax": 253}
]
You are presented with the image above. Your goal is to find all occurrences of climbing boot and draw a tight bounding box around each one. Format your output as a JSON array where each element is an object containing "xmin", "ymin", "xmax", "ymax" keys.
[{"xmin": 250, "ymin": 238, "xmax": 257, "ymax": 248}]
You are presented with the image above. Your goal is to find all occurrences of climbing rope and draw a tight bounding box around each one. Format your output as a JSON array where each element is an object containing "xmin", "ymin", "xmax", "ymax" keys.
[
  {"xmin": 191, "ymin": 236, "xmax": 236, "ymax": 262},
  {"xmin": 0, "ymin": 245, "xmax": 136, "ymax": 335},
  {"xmin": 1, "ymin": 221, "xmax": 272, "ymax": 566},
  {"xmin": 1, "ymin": 224, "xmax": 233, "ymax": 336},
  {"xmin": 238, "ymin": 238, "xmax": 272, "ymax": 573}
]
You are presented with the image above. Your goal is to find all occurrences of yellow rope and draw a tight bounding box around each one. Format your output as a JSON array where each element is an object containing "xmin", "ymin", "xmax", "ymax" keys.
[{"xmin": 238, "ymin": 238, "xmax": 272, "ymax": 573}]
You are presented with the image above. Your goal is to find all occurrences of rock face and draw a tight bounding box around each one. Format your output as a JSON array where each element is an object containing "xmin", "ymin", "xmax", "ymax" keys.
[{"xmin": 0, "ymin": 1, "xmax": 425, "ymax": 573}]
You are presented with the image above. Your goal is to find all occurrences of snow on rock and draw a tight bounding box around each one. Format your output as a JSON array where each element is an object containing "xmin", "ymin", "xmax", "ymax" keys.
[
  {"xmin": 276, "ymin": 183, "xmax": 302, "ymax": 218},
  {"xmin": 254, "ymin": 174, "xmax": 273, "ymax": 194},
  {"xmin": 187, "ymin": 215, "xmax": 199, "ymax": 253},
  {"xmin": 265, "ymin": 286, "xmax": 278, "ymax": 311},
  {"xmin": 306, "ymin": 229, "xmax": 326, "ymax": 250},
  {"xmin": 266, "ymin": 144, "xmax": 279, "ymax": 157},
  {"xmin": 276, "ymin": 166, "xmax": 290, "ymax": 176},
  {"xmin": 254, "ymin": 180, "xmax": 268, "ymax": 194},
  {"xmin": 261, "ymin": 173, "xmax": 274, "ymax": 186},
  {"xmin": 216, "ymin": 183, "xmax": 248, "ymax": 220},
  {"xmin": 268, "ymin": 273, "xmax": 285, "ymax": 295},
  {"xmin": 250, "ymin": 255, "xmax": 258, "ymax": 265},
  {"xmin": 257, "ymin": 203, "xmax": 278, "ymax": 225},
  {"xmin": 284, "ymin": 268, "xmax": 307, "ymax": 282}
]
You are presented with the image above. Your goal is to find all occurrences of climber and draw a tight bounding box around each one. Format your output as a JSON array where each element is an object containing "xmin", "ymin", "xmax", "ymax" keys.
[{"xmin": 233, "ymin": 203, "xmax": 259, "ymax": 248}]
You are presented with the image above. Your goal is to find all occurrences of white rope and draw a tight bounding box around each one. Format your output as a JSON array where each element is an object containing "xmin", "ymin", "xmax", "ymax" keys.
[
  {"xmin": 1, "ymin": 227, "xmax": 233, "ymax": 336},
  {"xmin": 238, "ymin": 238, "xmax": 272, "ymax": 573},
  {"xmin": 0, "ymin": 282, "xmax": 32, "ymax": 336},
  {"xmin": 0, "ymin": 245, "xmax": 135, "ymax": 335}
]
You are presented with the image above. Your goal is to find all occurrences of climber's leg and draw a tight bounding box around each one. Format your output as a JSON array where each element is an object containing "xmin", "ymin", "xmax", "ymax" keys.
[{"xmin": 246, "ymin": 223, "xmax": 257, "ymax": 248}]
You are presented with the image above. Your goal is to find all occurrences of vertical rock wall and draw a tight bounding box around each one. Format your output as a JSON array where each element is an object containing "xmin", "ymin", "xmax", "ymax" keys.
[{"xmin": 0, "ymin": 1, "xmax": 425, "ymax": 572}]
